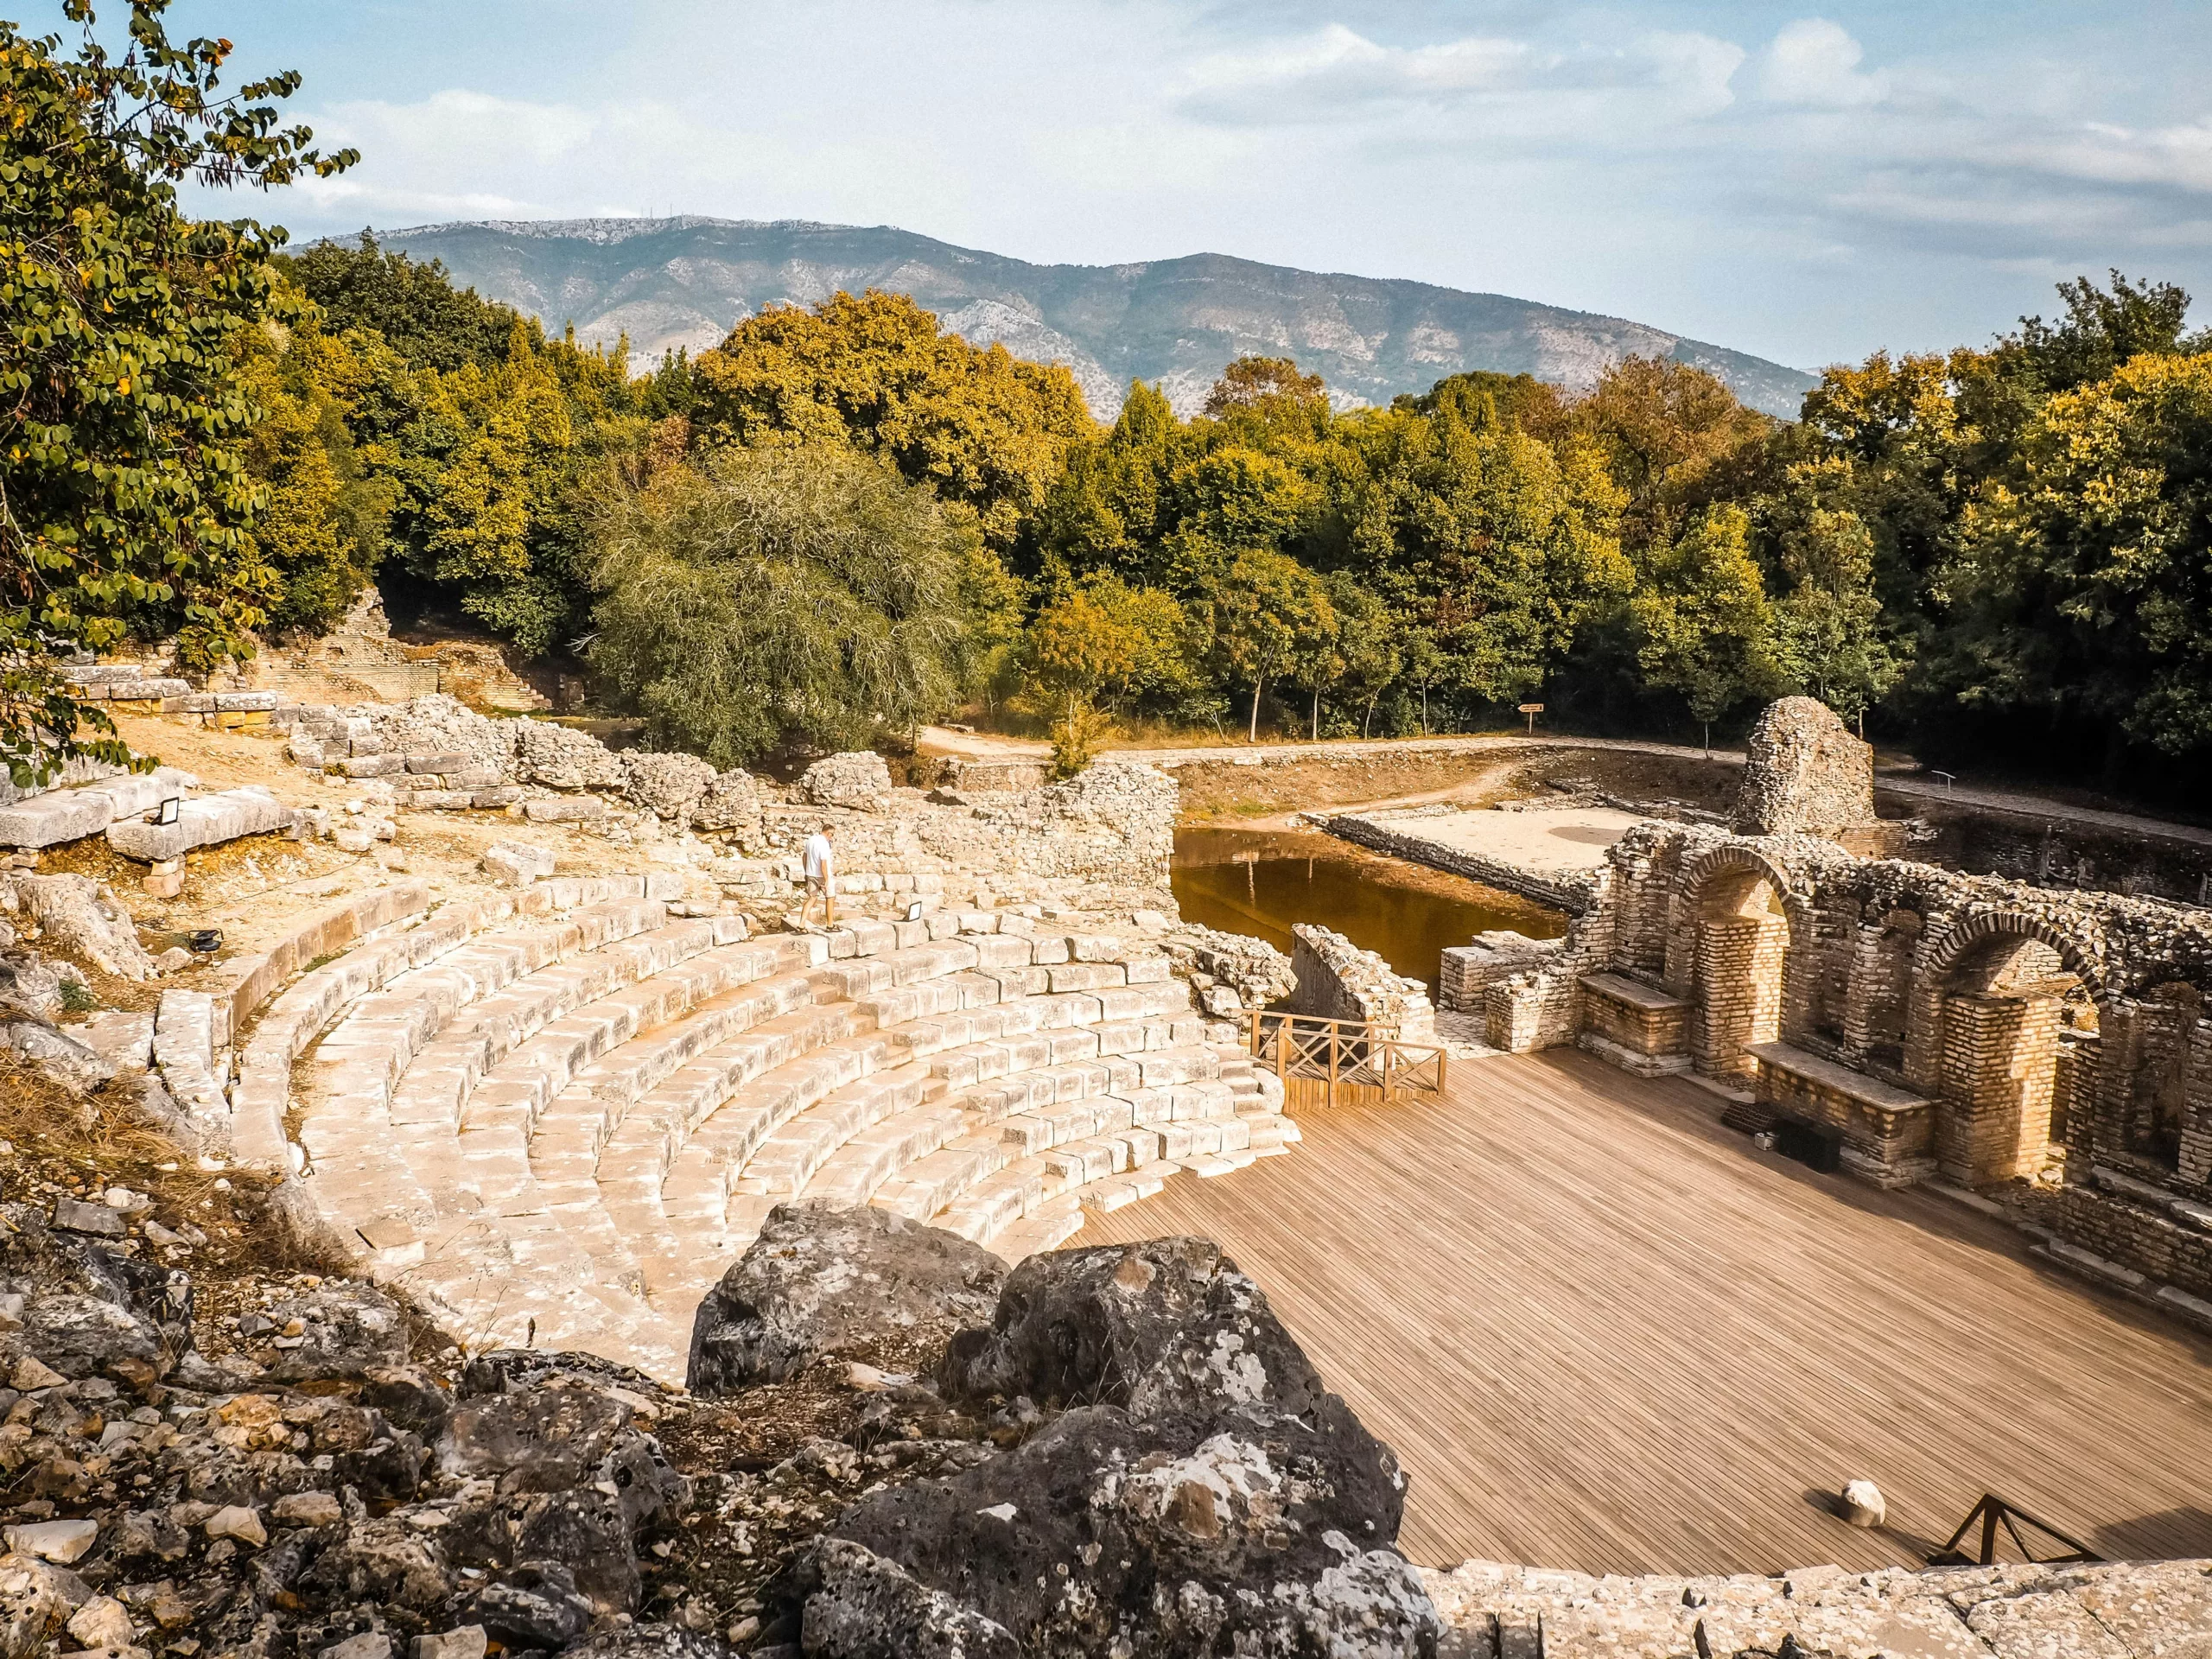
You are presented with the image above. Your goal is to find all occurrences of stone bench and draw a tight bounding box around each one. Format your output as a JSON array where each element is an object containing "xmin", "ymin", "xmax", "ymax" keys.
[
  {"xmin": 106, "ymin": 785, "xmax": 296, "ymax": 860},
  {"xmin": 0, "ymin": 767, "xmax": 199, "ymax": 849},
  {"xmin": 1576, "ymin": 972, "xmax": 1692, "ymax": 1077},
  {"xmin": 1746, "ymin": 1039, "xmax": 1935, "ymax": 1188}
]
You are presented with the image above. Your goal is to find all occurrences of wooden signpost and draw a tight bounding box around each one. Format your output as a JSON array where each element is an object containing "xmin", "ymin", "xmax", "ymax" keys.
[{"xmin": 1518, "ymin": 702, "xmax": 1544, "ymax": 735}]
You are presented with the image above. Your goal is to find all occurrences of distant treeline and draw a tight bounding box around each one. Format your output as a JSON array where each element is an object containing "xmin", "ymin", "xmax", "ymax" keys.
[{"xmin": 247, "ymin": 237, "xmax": 2212, "ymax": 795}]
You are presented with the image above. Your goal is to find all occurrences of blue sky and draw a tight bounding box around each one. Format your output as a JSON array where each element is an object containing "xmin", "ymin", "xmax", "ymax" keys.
[{"xmin": 35, "ymin": 1, "xmax": 2212, "ymax": 372}]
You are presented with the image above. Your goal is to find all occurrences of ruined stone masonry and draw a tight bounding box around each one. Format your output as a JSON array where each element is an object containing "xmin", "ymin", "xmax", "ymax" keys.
[{"xmin": 1451, "ymin": 700, "xmax": 2212, "ymax": 1323}]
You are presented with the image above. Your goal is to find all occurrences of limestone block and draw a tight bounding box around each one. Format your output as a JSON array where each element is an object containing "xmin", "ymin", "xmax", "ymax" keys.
[
  {"xmin": 622, "ymin": 750, "xmax": 717, "ymax": 820},
  {"xmin": 341, "ymin": 754, "xmax": 405, "ymax": 779},
  {"xmin": 522, "ymin": 796, "xmax": 607, "ymax": 823},
  {"xmin": 0, "ymin": 766, "xmax": 197, "ymax": 849},
  {"xmin": 108, "ymin": 786, "xmax": 296, "ymax": 861},
  {"xmin": 482, "ymin": 841, "xmax": 556, "ymax": 887},
  {"xmin": 512, "ymin": 718, "xmax": 622, "ymax": 790},
  {"xmin": 406, "ymin": 751, "xmax": 470, "ymax": 774}
]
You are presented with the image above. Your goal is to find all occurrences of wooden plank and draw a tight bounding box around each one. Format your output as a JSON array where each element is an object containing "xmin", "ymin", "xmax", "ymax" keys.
[{"xmin": 1077, "ymin": 1049, "xmax": 2212, "ymax": 1576}]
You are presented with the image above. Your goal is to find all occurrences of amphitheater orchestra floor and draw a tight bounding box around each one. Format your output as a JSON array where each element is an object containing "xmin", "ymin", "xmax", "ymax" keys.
[{"xmin": 1074, "ymin": 1048, "xmax": 2212, "ymax": 1576}]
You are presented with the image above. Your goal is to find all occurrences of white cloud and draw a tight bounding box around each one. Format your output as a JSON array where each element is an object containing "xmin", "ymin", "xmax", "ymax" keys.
[
  {"xmin": 1753, "ymin": 19, "xmax": 1887, "ymax": 107},
  {"xmin": 1178, "ymin": 23, "xmax": 1531, "ymax": 123}
]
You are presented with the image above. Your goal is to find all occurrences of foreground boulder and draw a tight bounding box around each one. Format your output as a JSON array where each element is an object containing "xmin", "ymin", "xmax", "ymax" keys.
[
  {"xmin": 687, "ymin": 1203, "xmax": 1008, "ymax": 1392},
  {"xmin": 788, "ymin": 1235, "xmax": 1436, "ymax": 1658}
]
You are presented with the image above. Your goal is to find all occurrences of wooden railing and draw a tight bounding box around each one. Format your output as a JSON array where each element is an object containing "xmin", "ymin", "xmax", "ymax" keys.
[{"xmin": 1248, "ymin": 1010, "xmax": 1448, "ymax": 1109}]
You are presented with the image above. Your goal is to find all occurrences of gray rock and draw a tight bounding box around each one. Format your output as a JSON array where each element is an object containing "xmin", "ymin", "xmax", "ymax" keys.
[
  {"xmin": 13, "ymin": 1291, "xmax": 162, "ymax": 1378},
  {"xmin": 621, "ymin": 752, "xmax": 717, "ymax": 823},
  {"xmin": 8, "ymin": 1020, "xmax": 115, "ymax": 1095},
  {"xmin": 563, "ymin": 1628, "xmax": 736, "ymax": 1659},
  {"xmin": 940, "ymin": 1236, "xmax": 1335, "ymax": 1422},
  {"xmin": 1, "ymin": 871, "xmax": 158, "ymax": 979},
  {"xmin": 467, "ymin": 1561, "xmax": 594, "ymax": 1649},
  {"xmin": 50, "ymin": 1198, "xmax": 127, "ymax": 1238},
  {"xmin": 0, "ymin": 950, "xmax": 70, "ymax": 1022},
  {"xmin": 687, "ymin": 1205, "xmax": 1007, "ymax": 1394},
  {"xmin": 260, "ymin": 1282, "xmax": 410, "ymax": 1381},
  {"xmin": 438, "ymin": 1379, "xmax": 634, "ymax": 1489},
  {"xmin": 804, "ymin": 1402, "xmax": 1434, "ymax": 1659},
  {"xmin": 320, "ymin": 1632, "xmax": 391, "ymax": 1659},
  {"xmin": 363, "ymin": 1365, "xmax": 454, "ymax": 1438},
  {"xmin": 798, "ymin": 1541, "xmax": 1020, "ymax": 1659},
  {"xmin": 802, "ymin": 752, "xmax": 893, "ymax": 812}
]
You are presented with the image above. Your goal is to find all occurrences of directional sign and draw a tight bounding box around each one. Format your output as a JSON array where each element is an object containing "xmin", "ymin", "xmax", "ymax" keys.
[{"xmin": 1517, "ymin": 703, "xmax": 1545, "ymax": 714}]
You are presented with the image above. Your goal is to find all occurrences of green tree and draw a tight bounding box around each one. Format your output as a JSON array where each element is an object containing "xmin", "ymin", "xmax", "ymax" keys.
[
  {"xmin": 1630, "ymin": 505, "xmax": 1785, "ymax": 749},
  {"xmin": 237, "ymin": 308, "xmax": 391, "ymax": 633},
  {"xmin": 1763, "ymin": 486, "xmax": 1904, "ymax": 722},
  {"xmin": 1203, "ymin": 548, "xmax": 1336, "ymax": 741},
  {"xmin": 285, "ymin": 232, "xmax": 524, "ymax": 372},
  {"xmin": 0, "ymin": 0, "xmax": 351, "ymax": 781},
  {"xmin": 690, "ymin": 289, "xmax": 1095, "ymax": 553},
  {"xmin": 1325, "ymin": 574, "xmax": 1404, "ymax": 736},
  {"xmin": 588, "ymin": 443, "xmax": 982, "ymax": 763},
  {"xmin": 1954, "ymin": 352, "xmax": 2212, "ymax": 763}
]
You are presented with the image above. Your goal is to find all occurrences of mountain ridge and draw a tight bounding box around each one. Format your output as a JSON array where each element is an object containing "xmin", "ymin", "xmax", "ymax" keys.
[{"xmin": 366, "ymin": 216, "xmax": 1821, "ymax": 419}]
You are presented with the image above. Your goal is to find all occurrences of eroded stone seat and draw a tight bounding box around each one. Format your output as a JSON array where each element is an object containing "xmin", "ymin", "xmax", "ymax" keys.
[{"xmin": 265, "ymin": 893, "xmax": 1294, "ymax": 1382}]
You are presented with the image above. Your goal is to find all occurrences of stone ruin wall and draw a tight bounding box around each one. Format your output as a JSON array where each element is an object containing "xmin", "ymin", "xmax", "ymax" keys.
[
  {"xmin": 1446, "ymin": 699, "xmax": 2212, "ymax": 1319},
  {"xmin": 1283, "ymin": 923, "xmax": 1438, "ymax": 1041}
]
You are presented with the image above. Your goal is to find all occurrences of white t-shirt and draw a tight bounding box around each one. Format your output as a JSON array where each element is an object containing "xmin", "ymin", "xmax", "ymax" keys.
[{"xmin": 803, "ymin": 832, "xmax": 833, "ymax": 882}]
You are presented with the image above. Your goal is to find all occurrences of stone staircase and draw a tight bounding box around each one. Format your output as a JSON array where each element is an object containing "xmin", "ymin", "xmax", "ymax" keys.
[{"xmin": 262, "ymin": 885, "xmax": 1293, "ymax": 1382}]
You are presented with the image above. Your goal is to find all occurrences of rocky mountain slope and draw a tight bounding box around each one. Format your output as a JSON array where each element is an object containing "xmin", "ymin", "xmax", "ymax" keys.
[{"xmin": 368, "ymin": 217, "xmax": 1821, "ymax": 419}]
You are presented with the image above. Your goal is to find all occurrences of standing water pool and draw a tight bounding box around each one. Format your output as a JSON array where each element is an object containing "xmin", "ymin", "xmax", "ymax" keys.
[{"xmin": 1171, "ymin": 827, "xmax": 1566, "ymax": 993}]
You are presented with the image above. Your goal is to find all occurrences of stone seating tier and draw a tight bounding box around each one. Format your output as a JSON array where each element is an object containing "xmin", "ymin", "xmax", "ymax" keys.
[{"xmin": 253, "ymin": 887, "xmax": 1292, "ymax": 1382}]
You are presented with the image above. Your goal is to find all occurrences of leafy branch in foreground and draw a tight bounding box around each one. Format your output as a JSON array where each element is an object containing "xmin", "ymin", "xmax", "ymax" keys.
[{"xmin": 0, "ymin": 0, "xmax": 352, "ymax": 783}]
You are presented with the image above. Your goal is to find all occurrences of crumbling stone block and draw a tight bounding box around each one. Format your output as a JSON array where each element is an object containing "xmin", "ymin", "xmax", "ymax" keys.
[
  {"xmin": 1733, "ymin": 696, "xmax": 1877, "ymax": 838},
  {"xmin": 481, "ymin": 841, "xmax": 556, "ymax": 887},
  {"xmin": 803, "ymin": 752, "xmax": 893, "ymax": 811}
]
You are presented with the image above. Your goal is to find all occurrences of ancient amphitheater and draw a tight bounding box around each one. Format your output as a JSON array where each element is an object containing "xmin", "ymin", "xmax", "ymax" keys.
[
  {"xmin": 232, "ymin": 875, "xmax": 1289, "ymax": 1379},
  {"xmin": 10, "ymin": 673, "xmax": 2212, "ymax": 1656}
]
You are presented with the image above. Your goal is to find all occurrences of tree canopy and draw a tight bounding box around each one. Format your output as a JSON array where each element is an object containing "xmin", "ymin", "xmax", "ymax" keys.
[{"xmin": 0, "ymin": 0, "xmax": 350, "ymax": 781}]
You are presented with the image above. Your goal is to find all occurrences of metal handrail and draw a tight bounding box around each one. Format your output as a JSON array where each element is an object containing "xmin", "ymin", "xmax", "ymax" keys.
[{"xmin": 1929, "ymin": 1492, "xmax": 2101, "ymax": 1567}]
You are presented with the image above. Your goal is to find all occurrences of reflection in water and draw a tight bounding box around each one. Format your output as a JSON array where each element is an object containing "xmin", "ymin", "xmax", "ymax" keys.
[{"xmin": 1172, "ymin": 828, "xmax": 1566, "ymax": 992}]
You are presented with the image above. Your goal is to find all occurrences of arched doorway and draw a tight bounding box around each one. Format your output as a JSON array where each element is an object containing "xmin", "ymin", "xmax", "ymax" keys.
[
  {"xmin": 1690, "ymin": 863, "xmax": 1793, "ymax": 1079},
  {"xmin": 1929, "ymin": 926, "xmax": 2094, "ymax": 1187}
]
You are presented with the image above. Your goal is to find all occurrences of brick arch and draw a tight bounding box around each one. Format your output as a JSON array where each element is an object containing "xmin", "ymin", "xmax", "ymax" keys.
[
  {"xmin": 1912, "ymin": 907, "xmax": 2107, "ymax": 1188},
  {"xmin": 1919, "ymin": 908, "xmax": 2108, "ymax": 1003},
  {"xmin": 1674, "ymin": 843, "xmax": 1805, "ymax": 1077}
]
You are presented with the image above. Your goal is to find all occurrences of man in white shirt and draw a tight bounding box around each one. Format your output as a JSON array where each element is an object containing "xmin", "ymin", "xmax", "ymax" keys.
[{"xmin": 802, "ymin": 826, "xmax": 835, "ymax": 927}]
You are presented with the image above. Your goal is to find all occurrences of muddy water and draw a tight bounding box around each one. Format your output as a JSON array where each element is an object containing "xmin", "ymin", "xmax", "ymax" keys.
[{"xmin": 1171, "ymin": 827, "xmax": 1566, "ymax": 992}]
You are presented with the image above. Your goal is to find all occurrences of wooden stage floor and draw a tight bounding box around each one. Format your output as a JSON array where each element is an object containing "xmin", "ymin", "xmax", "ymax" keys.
[{"xmin": 1075, "ymin": 1048, "xmax": 2212, "ymax": 1576}]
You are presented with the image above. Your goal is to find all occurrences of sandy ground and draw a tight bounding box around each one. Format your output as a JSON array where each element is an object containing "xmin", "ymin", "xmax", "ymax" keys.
[{"xmin": 1349, "ymin": 804, "xmax": 1650, "ymax": 874}]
